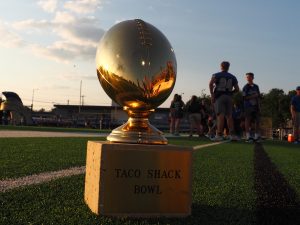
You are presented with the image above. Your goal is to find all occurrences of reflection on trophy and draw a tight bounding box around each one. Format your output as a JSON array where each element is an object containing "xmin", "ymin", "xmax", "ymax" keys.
[{"xmin": 96, "ymin": 19, "xmax": 177, "ymax": 144}]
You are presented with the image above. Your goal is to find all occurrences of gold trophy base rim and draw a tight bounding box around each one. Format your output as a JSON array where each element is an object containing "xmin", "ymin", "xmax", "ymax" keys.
[{"xmin": 107, "ymin": 120, "xmax": 168, "ymax": 145}]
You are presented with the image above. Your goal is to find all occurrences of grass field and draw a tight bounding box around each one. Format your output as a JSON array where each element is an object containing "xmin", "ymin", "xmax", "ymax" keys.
[
  {"xmin": 0, "ymin": 137, "xmax": 105, "ymax": 179},
  {"xmin": 0, "ymin": 135, "xmax": 300, "ymax": 225},
  {"xmin": 0, "ymin": 137, "xmax": 209, "ymax": 179}
]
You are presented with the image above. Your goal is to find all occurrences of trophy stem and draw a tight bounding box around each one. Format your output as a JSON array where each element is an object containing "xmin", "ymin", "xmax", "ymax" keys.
[{"xmin": 107, "ymin": 109, "xmax": 168, "ymax": 145}]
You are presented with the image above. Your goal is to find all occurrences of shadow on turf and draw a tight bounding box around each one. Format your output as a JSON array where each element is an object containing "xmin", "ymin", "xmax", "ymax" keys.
[{"xmin": 254, "ymin": 143, "xmax": 300, "ymax": 225}]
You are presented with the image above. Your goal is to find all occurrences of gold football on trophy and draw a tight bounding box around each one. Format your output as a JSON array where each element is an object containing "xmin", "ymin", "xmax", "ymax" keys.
[{"xmin": 96, "ymin": 19, "xmax": 177, "ymax": 144}]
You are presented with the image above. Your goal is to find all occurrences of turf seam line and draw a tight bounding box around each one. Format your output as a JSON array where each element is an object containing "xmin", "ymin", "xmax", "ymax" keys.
[{"xmin": 0, "ymin": 166, "xmax": 85, "ymax": 193}]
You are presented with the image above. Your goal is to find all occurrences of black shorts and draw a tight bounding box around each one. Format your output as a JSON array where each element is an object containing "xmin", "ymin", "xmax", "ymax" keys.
[
  {"xmin": 245, "ymin": 107, "xmax": 260, "ymax": 122},
  {"xmin": 175, "ymin": 111, "xmax": 184, "ymax": 119}
]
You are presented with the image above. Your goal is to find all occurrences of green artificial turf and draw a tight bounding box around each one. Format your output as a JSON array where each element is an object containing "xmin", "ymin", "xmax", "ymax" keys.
[
  {"xmin": 0, "ymin": 137, "xmax": 105, "ymax": 179},
  {"xmin": 263, "ymin": 141, "xmax": 300, "ymax": 197},
  {"xmin": 192, "ymin": 142, "xmax": 256, "ymax": 225},
  {"xmin": 0, "ymin": 137, "xmax": 210, "ymax": 179},
  {"xmin": 0, "ymin": 141, "xmax": 257, "ymax": 225},
  {"xmin": 168, "ymin": 136, "xmax": 212, "ymax": 146}
]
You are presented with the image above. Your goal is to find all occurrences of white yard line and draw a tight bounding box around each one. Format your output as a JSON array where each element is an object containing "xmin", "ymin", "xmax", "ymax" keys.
[
  {"xmin": 0, "ymin": 166, "xmax": 85, "ymax": 193},
  {"xmin": 0, "ymin": 141, "xmax": 226, "ymax": 193},
  {"xmin": 193, "ymin": 140, "xmax": 228, "ymax": 150}
]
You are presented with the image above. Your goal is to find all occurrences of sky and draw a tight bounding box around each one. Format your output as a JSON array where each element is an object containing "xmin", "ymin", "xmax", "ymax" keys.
[{"xmin": 0, "ymin": 0, "xmax": 299, "ymax": 110}]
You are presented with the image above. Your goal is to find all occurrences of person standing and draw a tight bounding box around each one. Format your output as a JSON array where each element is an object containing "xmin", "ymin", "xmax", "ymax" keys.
[
  {"xmin": 242, "ymin": 72, "xmax": 261, "ymax": 142},
  {"xmin": 206, "ymin": 114, "xmax": 217, "ymax": 139},
  {"xmin": 170, "ymin": 94, "xmax": 184, "ymax": 135},
  {"xmin": 169, "ymin": 93, "xmax": 178, "ymax": 135},
  {"xmin": 186, "ymin": 95, "xmax": 204, "ymax": 137},
  {"xmin": 209, "ymin": 61, "xmax": 239, "ymax": 141},
  {"xmin": 290, "ymin": 86, "xmax": 300, "ymax": 144},
  {"xmin": 232, "ymin": 103, "xmax": 243, "ymax": 139}
]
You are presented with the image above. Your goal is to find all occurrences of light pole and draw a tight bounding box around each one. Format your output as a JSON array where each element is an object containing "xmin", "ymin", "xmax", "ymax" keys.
[{"xmin": 31, "ymin": 88, "xmax": 39, "ymax": 111}]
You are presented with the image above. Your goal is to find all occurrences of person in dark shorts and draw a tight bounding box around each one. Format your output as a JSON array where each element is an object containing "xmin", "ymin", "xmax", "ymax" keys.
[
  {"xmin": 170, "ymin": 94, "xmax": 185, "ymax": 136},
  {"xmin": 232, "ymin": 103, "xmax": 243, "ymax": 139},
  {"xmin": 186, "ymin": 95, "xmax": 204, "ymax": 137},
  {"xmin": 206, "ymin": 114, "xmax": 217, "ymax": 139},
  {"xmin": 242, "ymin": 72, "xmax": 261, "ymax": 142},
  {"xmin": 290, "ymin": 86, "xmax": 300, "ymax": 144},
  {"xmin": 169, "ymin": 94, "xmax": 178, "ymax": 134},
  {"xmin": 209, "ymin": 61, "xmax": 240, "ymax": 141}
]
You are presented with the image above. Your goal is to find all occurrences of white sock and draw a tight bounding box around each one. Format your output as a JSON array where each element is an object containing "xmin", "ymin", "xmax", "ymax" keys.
[{"xmin": 246, "ymin": 132, "xmax": 250, "ymax": 139}]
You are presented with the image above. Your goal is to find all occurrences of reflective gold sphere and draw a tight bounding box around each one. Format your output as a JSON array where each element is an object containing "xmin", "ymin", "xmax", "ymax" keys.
[{"xmin": 96, "ymin": 19, "xmax": 177, "ymax": 144}]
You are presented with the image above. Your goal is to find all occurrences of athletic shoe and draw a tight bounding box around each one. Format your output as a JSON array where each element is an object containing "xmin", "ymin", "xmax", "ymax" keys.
[
  {"xmin": 254, "ymin": 137, "xmax": 262, "ymax": 143},
  {"xmin": 228, "ymin": 135, "xmax": 239, "ymax": 141},
  {"xmin": 246, "ymin": 138, "xmax": 254, "ymax": 143},
  {"xmin": 293, "ymin": 140, "xmax": 299, "ymax": 144},
  {"xmin": 210, "ymin": 135, "xmax": 223, "ymax": 141}
]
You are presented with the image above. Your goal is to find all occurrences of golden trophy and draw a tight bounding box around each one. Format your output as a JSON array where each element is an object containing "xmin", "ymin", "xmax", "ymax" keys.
[
  {"xmin": 96, "ymin": 19, "xmax": 176, "ymax": 144},
  {"xmin": 85, "ymin": 19, "xmax": 192, "ymax": 217}
]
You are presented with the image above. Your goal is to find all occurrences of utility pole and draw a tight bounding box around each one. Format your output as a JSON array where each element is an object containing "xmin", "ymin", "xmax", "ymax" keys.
[
  {"xmin": 81, "ymin": 95, "xmax": 85, "ymax": 106},
  {"xmin": 31, "ymin": 88, "xmax": 39, "ymax": 112},
  {"xmin": 79, "ymin": 80, "xmax": 82, "ymax": 113}
]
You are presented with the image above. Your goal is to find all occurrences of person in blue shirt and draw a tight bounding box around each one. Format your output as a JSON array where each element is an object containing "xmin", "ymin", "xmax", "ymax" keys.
[
  {"xmin": 209, "ymin": 61, "xmax": 239, "ymax": 141},
  {"xmin": 242, "ymin": 72, "xmax": 261, "ymax": 142},
  {"xmin": 290, "ymin": 86, "xmax": 300, "ymax": 143}
]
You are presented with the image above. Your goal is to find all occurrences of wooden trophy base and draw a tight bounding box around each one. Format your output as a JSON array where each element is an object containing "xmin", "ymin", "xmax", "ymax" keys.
[{"xmin": 84, "ymin": 141, "xmax": 193, "ymax": 217}]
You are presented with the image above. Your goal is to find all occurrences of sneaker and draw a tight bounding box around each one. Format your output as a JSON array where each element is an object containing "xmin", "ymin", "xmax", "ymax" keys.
[
  {"xmin": 246, "ymin": 138, "xmax": 254, "ymax": 143},
  {"xmin": 211, "ymin": 135, "xmax": 223, "ymax": 141},
  {"xmin": 293, "ymin": 140, "xmax": 299, "ymax": 144},
  {"xmin": 228, "ymin": 135, "xmax": 239, "ymax": 141},
  {"xmin": 254, "ymin": 137, "xmax": 262, "ymax": 143}
]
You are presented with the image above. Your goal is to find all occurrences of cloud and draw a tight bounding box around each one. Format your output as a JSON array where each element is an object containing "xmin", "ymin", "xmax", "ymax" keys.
[
  {"xmin": 37, "ymin": 0, "xmax": 58, "ymax": 13},
  {"xmin": 0, "ymin": 21, "xmax": 26, "ymax": 48},
  {"xmin": 42, "ymin": 15, "xmax": 105, "ymax": 61},
  {"xmin": 31, "ymin": 40, "xmax": 98, "ymax": 63},
  {"xmin": 53, "ymin": 11, "xmax": 76, "ymax": 24},
  {"xmin": 31, "ymin": 42, "xmax": 78, "ymax": 63},
  {"xmin": 42, "ymin": 84, "xmax": 74, "ymax": 91},
  {"xmin": 1, "ymin": 1, "xmax": 106, "ymax": 63},
  {"xmin": 53, "ymin": 13, "xmax": 104, "ymax": 47},
  {"xmin": 60, "ymin": 73, "xmax": 97, "ymax": 81},
  {"xmin": 9, "ymin": 11, "xmax": 105, "ymax": 62},
  {"xmin": 64, "ymin": 0, "xmax": 103, "ymax": 14},
  {"xmin": 81, "ymin": 75, "xmax": 97, "ymax": 80},
  {"xmin": 12, "ymin": 19, "xmax": 52, "ymax": 30}
]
